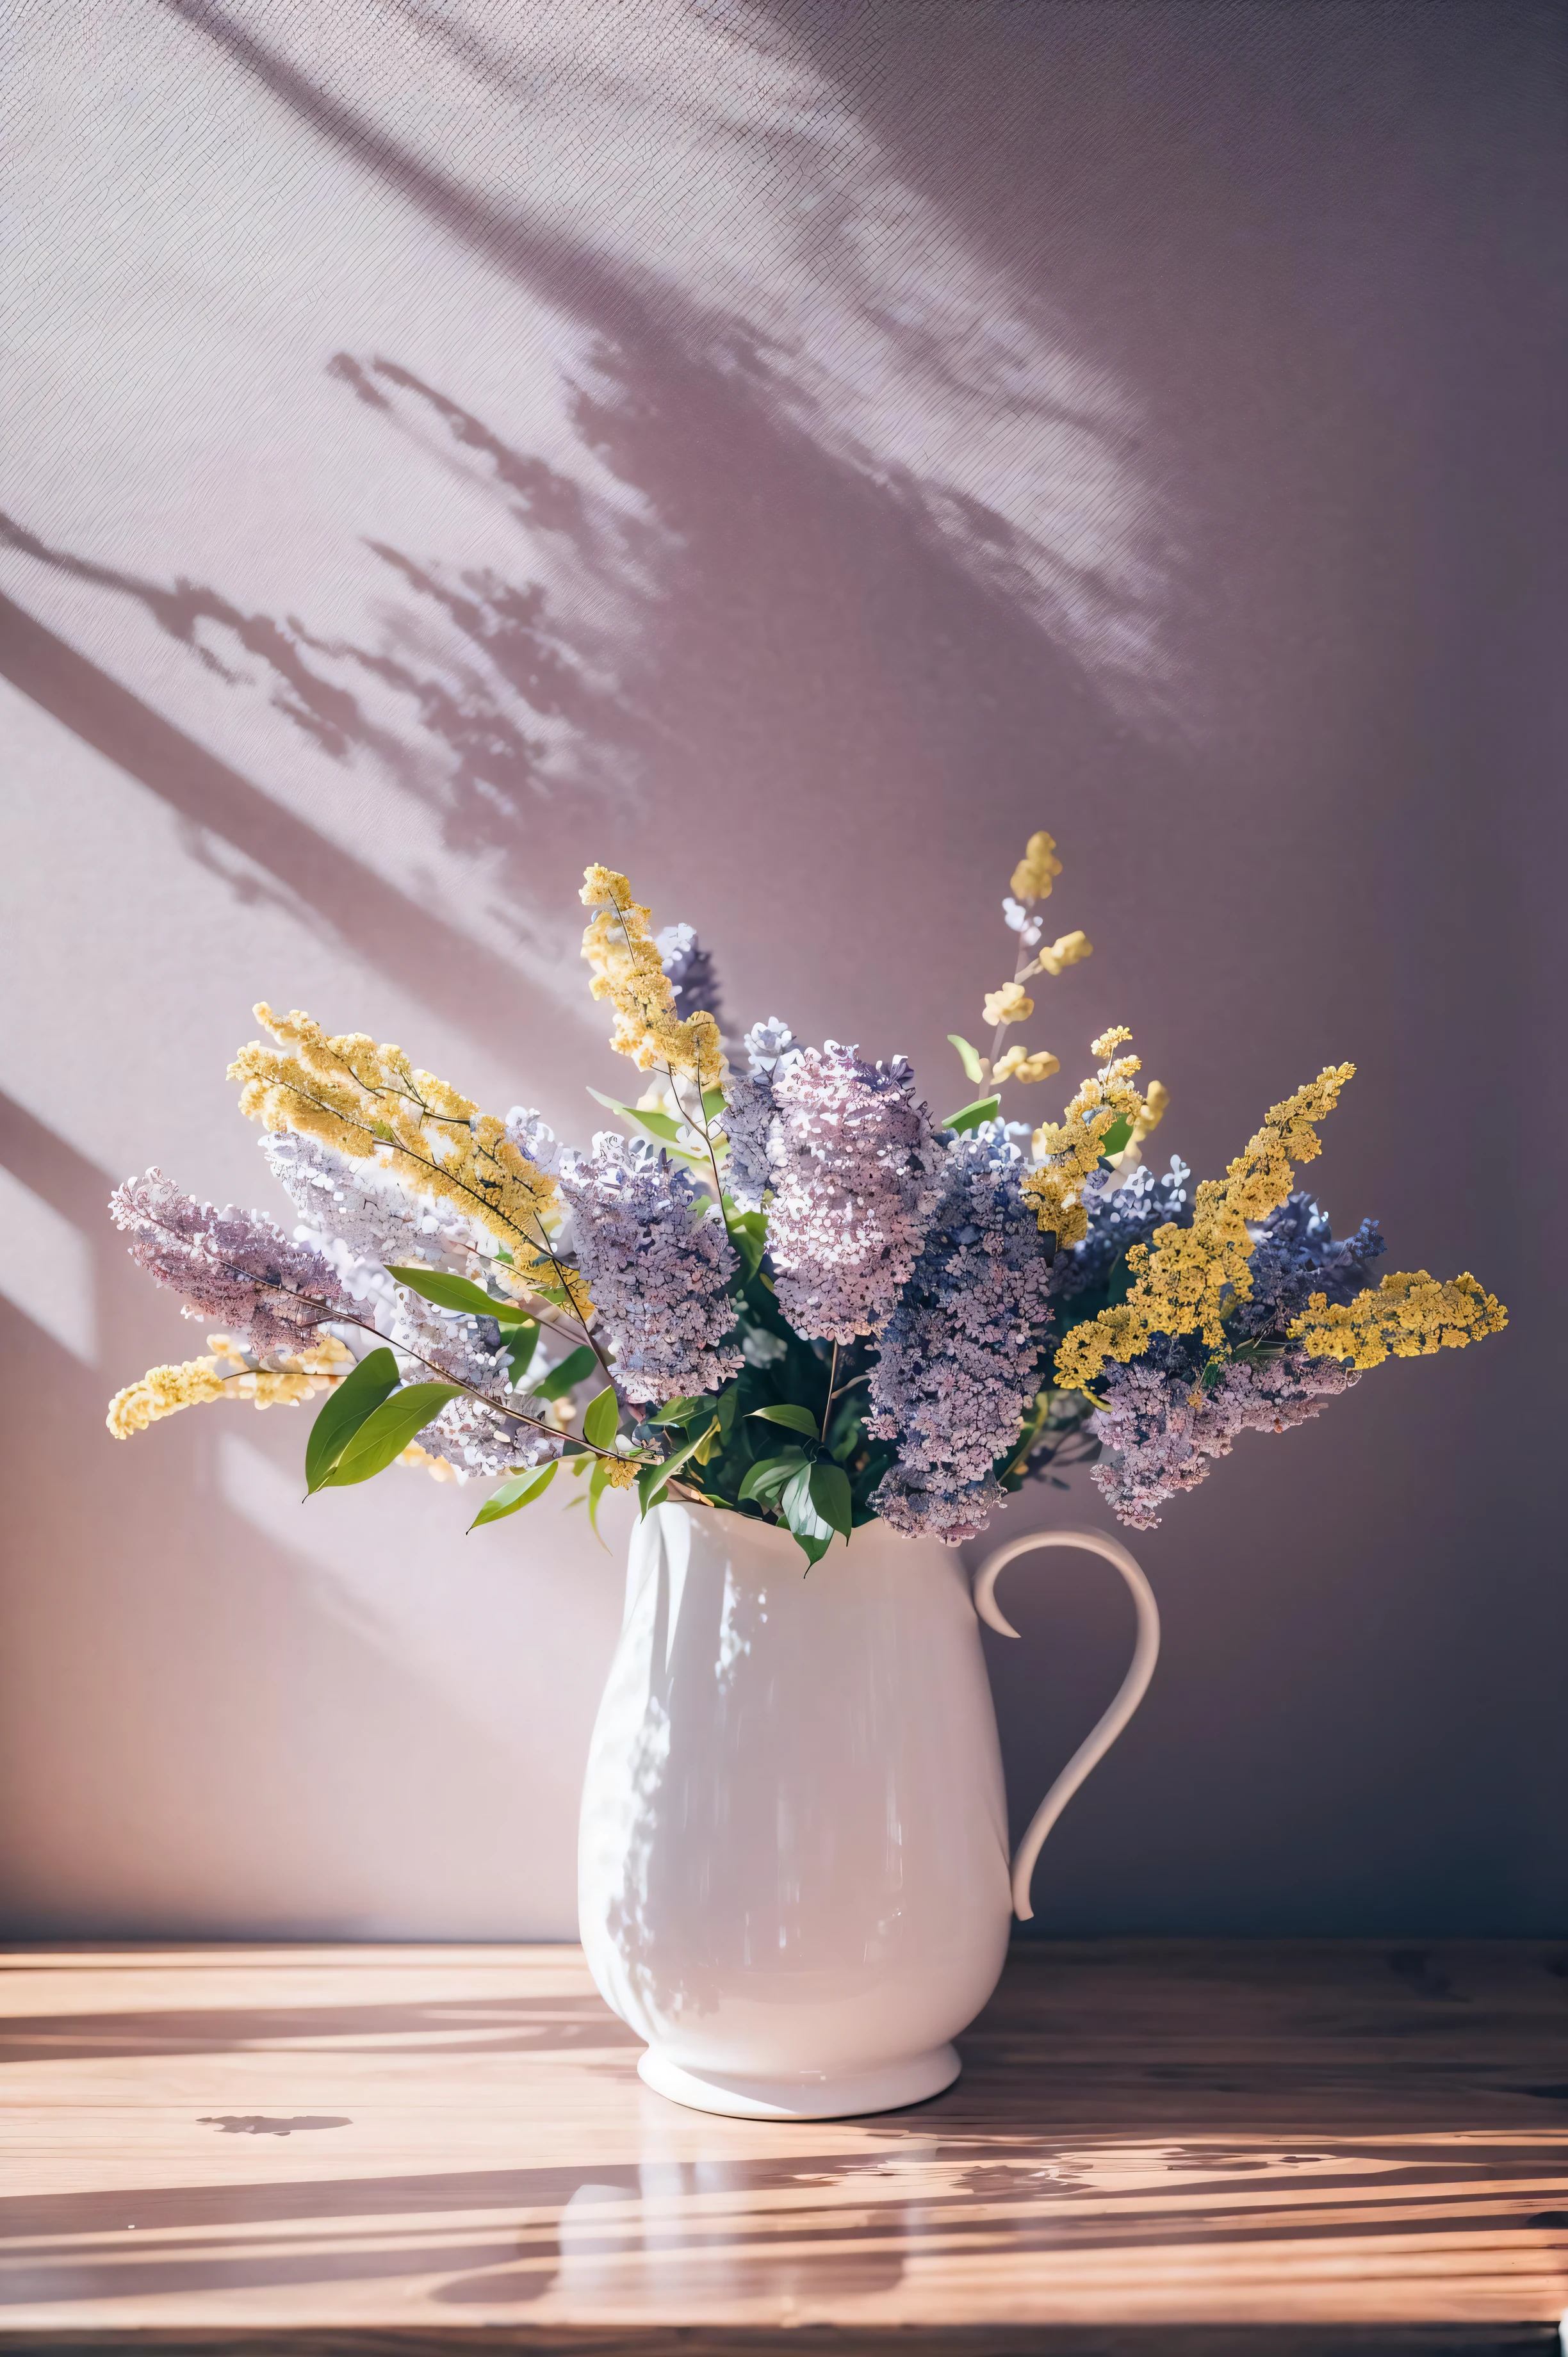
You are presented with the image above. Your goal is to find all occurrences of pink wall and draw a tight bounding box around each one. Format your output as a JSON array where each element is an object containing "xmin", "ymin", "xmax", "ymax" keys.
[{"xmin": 2, "ymin": 0, "xmax": 1562, "ymax": 1936}]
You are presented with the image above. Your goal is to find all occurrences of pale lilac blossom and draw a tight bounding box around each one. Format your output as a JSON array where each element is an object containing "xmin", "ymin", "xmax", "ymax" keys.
[{"xmin": 765, "ymin": 1043, "xmax": 943, "ymax": 1342}]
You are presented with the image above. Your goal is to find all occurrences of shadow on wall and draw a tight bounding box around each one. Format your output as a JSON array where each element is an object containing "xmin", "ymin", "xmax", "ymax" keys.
[
  {"xmin": 0, "ymin": 1089, "xmax": 589, "ymax": 1939},
  {"xmin": 3, "ymin": 0, "xmax": 1191, "ymax": 1074}
]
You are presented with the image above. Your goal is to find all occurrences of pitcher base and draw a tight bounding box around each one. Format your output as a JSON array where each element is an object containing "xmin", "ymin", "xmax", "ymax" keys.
[{"xmin": 637, "ymin": 2041, "xmax": 961, "ymax": 2119}]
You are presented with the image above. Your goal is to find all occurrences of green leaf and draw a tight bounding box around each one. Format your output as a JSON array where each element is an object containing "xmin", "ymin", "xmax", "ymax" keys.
[
  {"xmin": 304, "ymin": 1346, "xmax": 400, "ymax": 1494},
  {"xmin": 1098, "ymin": 1113, "xmax": 1134, "ymax": 1159},
  {"xmin": 582, "ymin": 1383, "xmax": 620, "ymax": 1451},
  {"xmin": 384, "ymin": 1264, "xmax": 513, "ymax": 1320},
  {"xmin": 532, "ymin": 1344, "xmax": 598, "ymax": 1401},
  {"xmin": 722, "ymin": 1200, "xmax": 769, "ymax": 1279},
  {"xmin": 943, "ymin": 1095, "xmax": 1002, "ymax": 1134},
  {"xmin": 585, "ymin": 1087, "xmax": 704, "ymax": 1159},
  {"xmin": 781, "ymin": 1464, "xmax": 834, "ymax": 1564},
  {"xmin": 702, "ymin": 1087, "xmax": 727, "ymax": 1121},
  {"xmin": 587, "ymin": 1455, "xmax": 616, "ymax": 1546},
  {"xmin": 502, "ymin": 1321, "xmax": 539, "ymax": 1383},
  {"xmin": 646, "ymin": 1395, "xmax": 703, "ymax": 1426},
  {"xmin": 637, "ymin": 1416, "xmax": 719, "ymax": 1516},
  {"xmin": 808, "ymin": 1460, "xmax": 853, "ymax": 1541},
  {"xmin": 468, "ymin": 1459, "xmax": 557, "ymax": 1530},
  {"xmin": 748, "ymin": 1401, "xmax": 819, "ymax": 1439},
  {"xmin": 735, "ymin": 1448, "xmax": 806, "ymax": 1504},
  {"xmin": 323, "ymin": 1382, "xmax": 461, "ymax": 1487},
  {"xmin": 948, "ymin": 1033, "xmax": 985, "ymax": 1084}
]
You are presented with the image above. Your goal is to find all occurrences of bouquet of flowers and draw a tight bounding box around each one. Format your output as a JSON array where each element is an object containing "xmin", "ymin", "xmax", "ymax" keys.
[{"xmin": 107, "ymin": 838, "xmax": 1505, "ymax": 1562}]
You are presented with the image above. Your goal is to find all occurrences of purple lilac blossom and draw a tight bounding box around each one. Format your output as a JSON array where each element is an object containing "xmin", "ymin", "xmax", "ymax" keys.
[
  {"xmin": 1090, "ymin": 1334, "xmax": 1359, "ymax": 1530},
  {"xmin": 109, "ymin": 1168, "xmax": 356, "ymax": 1356},
  {"xmin": 655, "ymin": 922, "xmax": 725, "ymax": 1031},
  {"xmin": 721, "ymin": 1018, "xmax": 797, "ymax": 1213},
  {"xmin": 555, "ymin": 1134, "xmax": 741, "ymax": 1402},
  {"xmin": 765, "ymin": 1042, "xmax": 944, "ymax": 1342},
  {"xmin": 869, "ymin": 1122, "xmax": 1055, "ymax": 1540},
  {"xmin": 874, "ymin": 1464, "xmax": 1007, "ymax": 1544}
]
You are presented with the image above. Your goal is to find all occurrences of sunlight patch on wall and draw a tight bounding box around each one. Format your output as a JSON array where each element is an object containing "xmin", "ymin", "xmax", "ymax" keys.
[{"xmin": 0, "ymin": 1166, "xmax": 96, "ymax": 1364}]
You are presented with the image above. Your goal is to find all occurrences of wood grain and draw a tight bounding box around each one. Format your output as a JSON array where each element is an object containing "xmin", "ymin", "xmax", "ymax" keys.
[{"xmin": 3, "ymin": 1943, "xmax": 1566, "ymax": 2351}]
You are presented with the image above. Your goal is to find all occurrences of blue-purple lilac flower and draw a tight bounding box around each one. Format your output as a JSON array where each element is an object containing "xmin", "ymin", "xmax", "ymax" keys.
[
  {"xmin": 109, "ymin": 1168, "xmax": 355, "ymax": 1356},
  {"xmin": 1232, "ymin": 1192, "xmax": 1385, "ymax": 1337},
  {"xmin": 656, "ymin": 922, "xmax": 724, "ymax": 1031},
  {"xmin": 1053, "ymin": 1154, "xmax": 1193, "ymax": 1305},
  {"xmin": 556, "ymin": 1133, "xmax": 741, "ymax": 1402},
  {"xmin": 765, "ymin": 1043, "xmax": 944, "ymax": 1342},
  {"xmin": 869, "ymin": 1123, "xmax": 1056, "ymax": 1542}
]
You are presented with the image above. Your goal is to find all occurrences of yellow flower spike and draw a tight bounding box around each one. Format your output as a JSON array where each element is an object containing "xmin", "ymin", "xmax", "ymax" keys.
[
  {"xmin": 580, "ymin": 865, "xmax": 726, "ymax": 1089},
  {"xmin": 107, "ymin": 1357, "xmax": 229, "ymax": 1437},
  {"xmin": 1022, "ymin": 1027, "xmax": 1147, "ymax": 1249},
  {"xmin": 983, "ymin": 981, "xmax": 1035, "ymax": 1028},
  {"xmin": 1289, "ymin": 1271, "xmax": 1507, "ymax": 1370},
  {"xmin": 1010, "ymin": 830, "xmax": 1063, "ymax": 902},
  {"xmin": 598, "ymin": 1455, "xmax": 641, "ymax": 1490},
  {"xmin": 230, "ymin": 1006, "xmax": 567, "ymax": 1287},
  {"xmin": 1052, "ymin": 1063, "xmax": 1360, "ymax": 1390},
  {"xmin": 106, "ymin": 1335, "xmax": 355, "ymax": 1437},
  {"xmin": 1035, "ymin": 929, "xmax": 1093, "ymax": 978}
]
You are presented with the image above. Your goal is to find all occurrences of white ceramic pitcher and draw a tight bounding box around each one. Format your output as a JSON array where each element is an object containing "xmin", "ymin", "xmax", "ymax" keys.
[{"xmin": 578, "ymin": 1499, "xmax": 1159, "ymax": 2119}]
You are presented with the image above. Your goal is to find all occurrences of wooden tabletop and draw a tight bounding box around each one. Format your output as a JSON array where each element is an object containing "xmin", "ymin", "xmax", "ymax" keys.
[{"xmin": 3, "ymin": 1943, "xmax": 1566, "ymax": 2354}]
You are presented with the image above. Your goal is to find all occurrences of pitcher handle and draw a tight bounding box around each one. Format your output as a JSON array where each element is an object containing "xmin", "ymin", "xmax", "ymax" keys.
[{"xmin": 973, "ymin": 1527, "xmax": 1161, "ymax": 1922}]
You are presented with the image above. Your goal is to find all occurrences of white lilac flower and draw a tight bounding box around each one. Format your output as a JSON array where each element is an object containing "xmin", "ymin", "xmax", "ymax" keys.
[
  {"xmin": 1002, "ymin": 897, "xmax": 1043, "ymax": 950},
  {"xmin": 868, "ymin": 1123, "xmax": 1055, "ymax": 1540},
  {"xmin": 421, "ymin": 1391, "xmax": 555, "ymax": 1480},
  {"xmin": 109, "ymin": 1168, "xmax": 355, "ymax": 1357},
  {"xmin": 502, "ymin": 1108, "xmax": 563, "ymax": 1176},
  {"xmin": 261, "ymin": 1130, "xmax": 486, "ymax": 1319},
  {"xmin": 556, "ymin": 1133, "xmax": 741, "ymax": 1402},
  {"xmin": 765, "ymin": 1043, "xmax": 944, "ymax": 1342}
]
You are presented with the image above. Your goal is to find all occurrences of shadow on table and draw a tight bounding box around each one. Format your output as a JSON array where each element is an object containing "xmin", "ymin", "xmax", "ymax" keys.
[{"xmin": 0, "ymin": 1991, "xmax": 641, "ymax": 2067}]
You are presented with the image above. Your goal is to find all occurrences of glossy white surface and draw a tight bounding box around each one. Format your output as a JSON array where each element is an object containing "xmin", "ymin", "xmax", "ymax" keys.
[
  {"xmin": 578, "ymin": 1502, "xmax": 1160, "ymax": 2117},
  {"xmin": 578, "ymin": 1503, "xmax": 1011, "ymax": 2115},
  {"xmin": 636, "ymin": 2039, "xmax": 961, "ymax": 2121}
]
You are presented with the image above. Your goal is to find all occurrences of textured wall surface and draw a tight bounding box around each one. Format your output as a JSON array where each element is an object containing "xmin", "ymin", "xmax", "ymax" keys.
[{"xmin": 2, "ymin": 0, "xmax": 1562, "ymax": 1937}]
